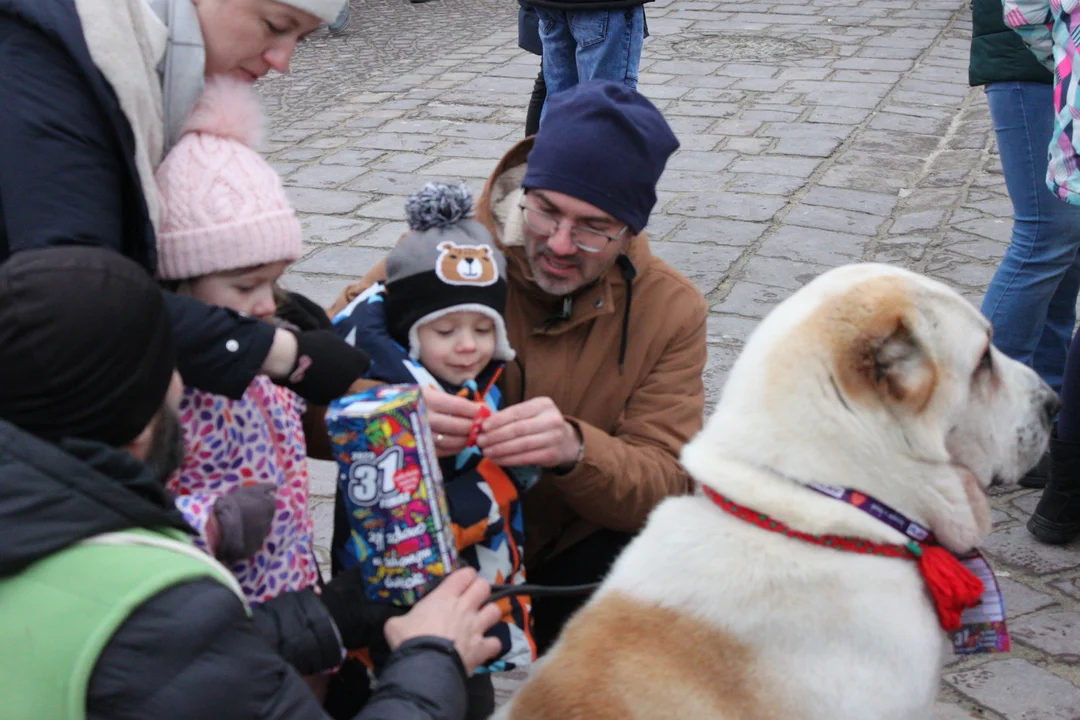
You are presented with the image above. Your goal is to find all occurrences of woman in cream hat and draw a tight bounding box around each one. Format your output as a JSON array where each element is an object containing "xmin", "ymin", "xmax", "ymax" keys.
[{"xmin": 0, "ymin": 0, "xmax": 371, "ymax": 441}]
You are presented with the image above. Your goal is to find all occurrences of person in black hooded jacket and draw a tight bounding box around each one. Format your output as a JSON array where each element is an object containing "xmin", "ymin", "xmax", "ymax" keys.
[
  {"xmin": 0, "ymin": 247, "xmax": 503, "ymax": 720},
  {"xmin": 0, "ymin": 0, "xmax": 372, "ymax": 409}
]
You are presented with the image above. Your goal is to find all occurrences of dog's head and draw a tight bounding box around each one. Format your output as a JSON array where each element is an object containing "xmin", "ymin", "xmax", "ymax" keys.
[{"xmin": 694, "ymin": 264, "xmax": 1057, "ymax": 552}]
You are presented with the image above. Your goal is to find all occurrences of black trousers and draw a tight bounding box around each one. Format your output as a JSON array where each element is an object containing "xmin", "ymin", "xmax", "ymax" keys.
[
  {"xmin": 528, "ymin": 529, "xmax": 635, "ymax": 655},
  {"xmin": 525, "ymin": 63, "xmax": 546, "ymax": 137}
]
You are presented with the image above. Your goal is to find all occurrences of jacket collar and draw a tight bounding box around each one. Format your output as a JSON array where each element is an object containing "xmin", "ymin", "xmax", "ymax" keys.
[{"xmin": 0, "ymin": 420, "xmax": 190, "ymax": 578}]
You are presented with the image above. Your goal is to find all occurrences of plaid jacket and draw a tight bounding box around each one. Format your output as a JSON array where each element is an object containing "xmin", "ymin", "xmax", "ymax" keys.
[{"xmin": 1004, "ymin": 0, "xmax": 1080, "ymax": 203}]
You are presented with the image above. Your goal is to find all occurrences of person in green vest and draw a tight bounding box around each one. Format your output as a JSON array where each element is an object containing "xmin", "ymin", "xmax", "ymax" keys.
[
  {"xmin": 969, "ymin": 0, "xmax": 1080, "ymax": 488},
  {"xmin": 0, "ymin": 246, "xmax": 502, "ymax": 720}
]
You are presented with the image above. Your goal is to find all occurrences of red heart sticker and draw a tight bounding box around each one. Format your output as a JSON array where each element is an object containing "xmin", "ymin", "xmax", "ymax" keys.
[
  {"xmin": 850, "ymin": 492, "xmax": 867, "ymax": 507},
  {"xmin": 394, "ymin": 467, "xmax": 421, "ymax": 494}
]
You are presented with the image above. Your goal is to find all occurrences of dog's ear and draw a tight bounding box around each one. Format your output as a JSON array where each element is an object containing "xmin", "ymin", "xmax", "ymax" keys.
[{"xmin": 853, "ymin": 318, "xmax": 937, "ymax": 412}]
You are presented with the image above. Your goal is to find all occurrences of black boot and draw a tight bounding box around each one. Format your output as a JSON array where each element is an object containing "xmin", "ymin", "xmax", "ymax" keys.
[
  {"xmin": 1027, "ymin": 433, "xmax": 1080, "ymax": 544},
  {"xmin": 1020, "ymin": 450, "xmax": 1052, "ymax": 489}
]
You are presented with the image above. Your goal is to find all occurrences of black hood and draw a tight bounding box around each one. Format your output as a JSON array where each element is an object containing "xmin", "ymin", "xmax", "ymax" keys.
[{"xmin": 0, "ymin": 420, "xmax": 191, "ymax": 579}]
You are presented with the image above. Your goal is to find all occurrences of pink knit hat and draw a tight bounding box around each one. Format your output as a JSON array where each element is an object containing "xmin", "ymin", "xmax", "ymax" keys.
[{"xmin": 155, "ymin": 76, "xmax": 302, "ymax": 281}]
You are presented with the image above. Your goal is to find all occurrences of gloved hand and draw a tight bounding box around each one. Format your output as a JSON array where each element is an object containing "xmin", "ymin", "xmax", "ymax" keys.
[
  {"xmin": 319, "ymin": 567, "xmax": 407, "ymax": 650},
  {"xmin": 213, "ymin": 483, "xmax": 278, "ymax": 565},
  {"xmin": 276, "ymin": 290, "xmax": 334, "ymax": 332},
  {"xmin": 279, "ymin": 330, "xmax": 371, "ymax": 405}
]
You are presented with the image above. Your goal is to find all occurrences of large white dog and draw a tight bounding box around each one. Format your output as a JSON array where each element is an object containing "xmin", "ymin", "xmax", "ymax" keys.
[{"xmin": 495, "ymin": 264, "xmax": 1057, "ymax": 720}]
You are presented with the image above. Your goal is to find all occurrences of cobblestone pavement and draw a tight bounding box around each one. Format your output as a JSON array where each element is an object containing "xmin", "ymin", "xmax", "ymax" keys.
[{"xmin": 263, "ymin": 0, "xmax": 1080, "ymax": 716}]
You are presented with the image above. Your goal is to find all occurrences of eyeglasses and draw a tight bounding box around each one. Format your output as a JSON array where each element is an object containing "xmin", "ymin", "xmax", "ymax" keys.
[{"xmin": 518, "ymin": 199, "xmax": 629, "ymax": 253}]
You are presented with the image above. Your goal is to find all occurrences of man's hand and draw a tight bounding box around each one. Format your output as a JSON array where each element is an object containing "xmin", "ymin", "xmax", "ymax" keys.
[
  {"xmin": 421, "ymin": 387, "xmax": 485, "ymax": 458},
  {"xmin": 477, "ymin": 397, "xmax": 581, "ymax": 469},
  {"xmin": 383, "ymin": 568, "xmax": 503, "ymax": 675}
]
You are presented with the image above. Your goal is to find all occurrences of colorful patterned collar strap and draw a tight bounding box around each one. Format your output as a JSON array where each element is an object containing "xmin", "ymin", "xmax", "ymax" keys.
[
  {"xmin": 803, "ymin": 480, "xmax": 934, "ymax": 544},
  {"xmin": 701, "ymin": 485, "xmax": 985, "ymax": 633}
]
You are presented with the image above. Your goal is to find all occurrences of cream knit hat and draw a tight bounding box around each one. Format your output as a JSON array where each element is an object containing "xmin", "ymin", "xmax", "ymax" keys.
[
  {"xmin": 155, "ymin": 75, "xmax": 302, "ymax": 281},
  {"xmin": 279, "ymin": 0, "xmax": 346, "ymax": 23}
]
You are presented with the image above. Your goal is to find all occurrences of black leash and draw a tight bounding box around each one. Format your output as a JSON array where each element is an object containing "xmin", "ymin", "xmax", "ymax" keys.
[{"xmin": 488, "ymin": 582, "xmax": 602, "ymax": 603}]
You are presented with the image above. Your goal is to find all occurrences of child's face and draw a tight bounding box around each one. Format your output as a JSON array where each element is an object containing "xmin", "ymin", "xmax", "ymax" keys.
[
  {"xmin": 179, "ymin": 260, "xmax": 289, "ymax": 319},
  {"xmin": 416, "ymin": 311, "xmax": 497, "ymax": 386}
]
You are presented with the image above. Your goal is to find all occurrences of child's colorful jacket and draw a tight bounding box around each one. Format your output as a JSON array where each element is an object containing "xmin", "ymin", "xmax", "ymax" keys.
[
  {"xmin": 168, "ymin": 378, "xmax": 319, "ymax": 603},
  {"xmin": 1005, "ymin": 0, "xmax": 1080, "ymax": 202},
  {"xmin": 332, "ymin": 284, "xmax": 536, "ymax": 671}
]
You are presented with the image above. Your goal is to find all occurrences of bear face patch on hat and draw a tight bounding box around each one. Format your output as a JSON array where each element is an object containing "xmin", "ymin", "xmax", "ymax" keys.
[
  {"xmin": 435, "ymin": 241, "xmax": 500, "ymax": 286},
  {"xmin": 384, "ymin": 183, "xmax": 514, "ymax": 363}
]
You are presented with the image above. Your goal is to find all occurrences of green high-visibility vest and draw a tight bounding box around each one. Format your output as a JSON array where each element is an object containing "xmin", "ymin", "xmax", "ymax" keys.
[{"xmin": 0, "ymin": 528, "xmax": 248, "ymax": 720}]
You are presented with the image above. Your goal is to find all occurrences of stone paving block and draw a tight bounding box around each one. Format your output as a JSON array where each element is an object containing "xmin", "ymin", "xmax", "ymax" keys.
[
  {"xmin": 290, "ymin": 246, "xmax": 389, "ymax": 277},
  {"xmin": 759, "ymin": 225, "xmax": 869, "ymax": 265},
  {"xmin": 437, "ymin": 138, "xmax": 515, "ymax": 159},
  {"xmin": 285, "ymin": 163, "xmax": 368, "ymax": 189},
  {"xmin": 730, "ymin": 155, "xmax": 821, "ymax": 178},
  {"xmin": 310, "ymin": 498, "xmax": 333, "ymax": 552},
  {"xmin": 668, "ymin": 116, "xmax": 723, "ymax": 135},
  {"xmin": 951, "ymin": 218, "xmax": 1012, "ymax": 244},
  {"xmin": 682, "ymin": 88, "xmax": 746, "ymax": 104},
  {"xmin": 667, "ymin": 150, "xmax": 738, "ymax": 172},
  {"xmin": 945, "ymin": 659, "xmax": 1080, "ymax": 719},
  {"xmin": 674, "ymin": 217, "xmax": 769, "ymax": 246},
  {"xmin": 925, "ymin": 251, "xmax": 997, "ymax": 288},
  {"xmin": 832, "ymin": 70, "xmax": 905, "ymax": 84},
  {"xmin": 345, "ymin": 170, "xmax": 430, "ymax": 194},
  {"xmin": 419, "ymin": 157, "xmax": 498, "ymax": 178},
  {"xmin": 355, "ymin": 195, "xmax": 415, "ymax": 220},
  {"xmin": 644, "ymin": 213, "xmax": 684, "ymax": 241},
  {"xmin": 890, "ymin": 209, "xmax": 946, "ymax": 234},
  {"xmin": 725, "ymin": 137, "xmax": 773, "ymax": 155},
  {"xmin": 710, "ymin": 281, "xmax": 789, "ymax": 318},
  {"xmin": 703, "ymin": 344, "xmax": 739, "ymax": 406},
  {"xmin": 870, "ymin": 111, "xmax": 951, "ymax": 136},
  {"xmin": 741, "ymin": 108, "xmax": 806, "ymax": 123},
  {"xmin": 1012, "ymin": 612, "xmax": 1080, "ymax": 660},
  {"xmin": 354, "ymin": 222, "xmax": 407, "ymax": 249},
  {"xmin": 997, "ymin": 577, "xmax": 1058, "ymax": 619},
  {"xmin": 351, "ymin": 133, "xmax": 442, "ymax": 152},
  {"xmin": 667, "ymin": 101, "xmax": 740, "ymax": 118},
  {"xmin": 640, "ymin": 85, "xmax": 693, "ymax": 100},
  {"xmin": 802, "ymin": 186, "xmax": 899, "ymax": 216},
  {"xmin": 944, "ymin": 237, "xmax": 1007, "ymax": 263},
  {"xmin": 728, "ymin": 173, "xmax": 811, "ymax": 196},
  {"xmin": 286, "ymin": 187, "xmax": 371, "ymax": 215},
  {"xmin": 849, "ymin": 129, "xmax": 942, "ymax": 157},
  {"xmin": 308, "ymin": 458, "xmax": 337, "ymax": 498},
  {"xmin": 786, "ymin": 204, "xmax": 884, "ymax": 236},
  {"xmin": 933, "ymin": 703, "xmax": 984, "ymax": 720},
  {"xmin": 420, "ymin": 103, "xmax": 500, "ymax": 121},
  {"xmin": 982, "ymin": 525, "xmax": 1080, "ymax": 575},
  {"xmin": 321, "ymin": 148, "xmax": 386, "ymax": 166},
  {"xmin": 437, "ymin": 122, "xmax": 517, "ymax": 140},
  {"xmin": 833, "ymin": 56, "xmax": 915, "ymax": 72},
  {"xmin": 806, "ymin": 106, "xmax": 874, "ymax": 124},
  {"xmin": 649, "ymin": 59, "xmax": 725, "ymax": 75},
  {"xmin": 1050, "ymin": 577, "xmax": 1080, "ymax": 601},
  {"xmin": 651, "ymin": 242, "xmax": 741, "ymax": 295},
  {"xmin": 819, "ymin": 163, "xmax": 913, "ymax": 192},
  {"xmin": 732, "ymin": 78, "xmax": 788, "ymax": 92},
  {"xmin": 301, "ymin": 215, "xmax": 375, "ymax": 245},
  {"xmin": 371, "ymin": 152, "xmax": 436, "ymax": 172},
  {"xmin": 275, "ymin": 147, "xmax": 325, "ymax": 162},
  {"xmin": 741, "ymin": 255, "xmax": 829, "ymax": 290},
  {"xmin": 717, "ymin": 63, "xmax": 780, "ymax": 79},
  {"xmin": 669, "ymin": 192, "xmax": 788, "ymax": 222},
  {"xmin": 659, "ymin": 170, "xmax": 734, "ymax": 193},
  {"xmin": 708, "ymin": 314, "xmax": 760, "ymax": 345}
]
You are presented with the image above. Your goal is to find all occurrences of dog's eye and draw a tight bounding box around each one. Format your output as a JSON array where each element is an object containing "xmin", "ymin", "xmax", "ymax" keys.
[{"xmin": 977, "ymin": 347, "xmax": 992, "ymax": 374}]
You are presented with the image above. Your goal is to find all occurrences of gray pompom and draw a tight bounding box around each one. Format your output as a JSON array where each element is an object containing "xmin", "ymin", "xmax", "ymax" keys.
[{"xmin": 405, "ymin": 183, "xmax": 474, "ymax": 231}]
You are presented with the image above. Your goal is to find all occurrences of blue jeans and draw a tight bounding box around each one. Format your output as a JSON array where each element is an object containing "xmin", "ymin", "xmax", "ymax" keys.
[
  {"xmin": 535, "ymin": 6, "xmax": 644, "ymax": 124},
  {"xmin": 982, "ymin": 81, "xmax": 1080, "ymax": 393}
]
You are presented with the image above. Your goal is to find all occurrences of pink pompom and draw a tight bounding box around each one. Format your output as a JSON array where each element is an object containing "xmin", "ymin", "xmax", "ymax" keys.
[{"xmin": 181, "ymin": 74, "xmax": 265, "ymax": 149}]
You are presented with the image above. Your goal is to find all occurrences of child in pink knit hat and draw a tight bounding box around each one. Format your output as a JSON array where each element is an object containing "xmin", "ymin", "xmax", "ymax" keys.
[{"xmin": 156, "ymin": 75, "xmax": 316, "ymax": 604}]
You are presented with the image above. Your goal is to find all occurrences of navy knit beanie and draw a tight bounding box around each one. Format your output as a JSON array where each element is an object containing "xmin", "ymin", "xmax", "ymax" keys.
[{"xmin": 523, "ymin": 81, "xmax": 679, "ymax": 235}]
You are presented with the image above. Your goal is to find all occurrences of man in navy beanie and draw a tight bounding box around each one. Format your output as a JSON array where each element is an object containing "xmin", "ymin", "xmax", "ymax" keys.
[{"xmin": 331, "ymin": 81, "xmax": 708, "ymax": 652}]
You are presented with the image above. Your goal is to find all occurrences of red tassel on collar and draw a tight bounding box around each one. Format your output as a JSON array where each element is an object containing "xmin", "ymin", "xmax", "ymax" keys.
[{"xmin": 703, "ymin": 487, "xmax": 984, "ymax": 632}]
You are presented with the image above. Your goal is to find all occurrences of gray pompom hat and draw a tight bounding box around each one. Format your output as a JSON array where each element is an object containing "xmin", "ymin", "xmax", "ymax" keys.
[{"xmin": 385, "ymin": 183, "xmax": 515, "ymax": 363}]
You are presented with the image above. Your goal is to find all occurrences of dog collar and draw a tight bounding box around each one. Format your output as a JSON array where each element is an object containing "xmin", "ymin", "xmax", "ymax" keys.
[{"xmin": 702, "ymin": 486, "xmax": 984, "ymax": 634}]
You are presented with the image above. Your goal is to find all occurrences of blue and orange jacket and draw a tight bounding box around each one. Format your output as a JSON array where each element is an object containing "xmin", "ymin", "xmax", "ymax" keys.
[{"xmin": 332, "ymin": 284, "xmax": 536, "ymax": 671}]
